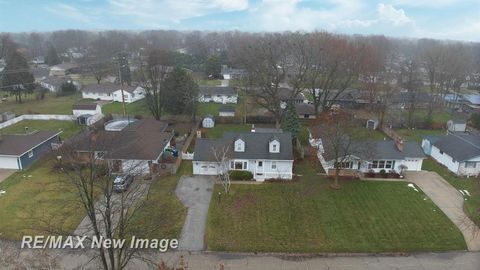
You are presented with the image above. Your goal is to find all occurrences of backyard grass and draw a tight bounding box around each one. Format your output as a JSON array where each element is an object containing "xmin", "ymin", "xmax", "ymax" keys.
[
  {"xmin": 127, "ymin": 161, "xmax": 190, "ymax": 239},
  {"xmin": 0, "ymin": 120, "xmax": 82, "ymax": 140},
  {"xmin": 202, "ymin": 124, "xmax": 257, "ymax": 139},
  {"xmin": 401, "ymin": 109, "xmax": 453, "ymax": 125},
  {"xmin": 422, "ymin": 158, "xmax": 480, "ymax": 226},
  {"xmin": 397, "ymin": 129, "xmax": 446, "ymax": 143},
  {"xmin": 101, "ymin": 99, "xmax": 151, "ymax": 116},
  {"xmin": 0, "ymin": 159, "xmax": 85, "ymax": 240},
  {"xmin": 207, "ymin": 160, "xmax": 467, "ymax": 253},
  {"xmin": 197, "ymin": 102, "xmax": 224, "ymax": 117},
  {"xmin": 0, "ymin": 92, "xmax": 83, "ymax": 115}
]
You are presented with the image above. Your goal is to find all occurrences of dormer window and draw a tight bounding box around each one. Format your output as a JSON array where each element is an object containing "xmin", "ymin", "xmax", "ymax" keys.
[
  {"xmin": 269, "ymin": 139, "xmax": 280, "ymax": 153},
  {"xmin": 234, "ymin": 139, "xmax": 245, "ymax": 152}
]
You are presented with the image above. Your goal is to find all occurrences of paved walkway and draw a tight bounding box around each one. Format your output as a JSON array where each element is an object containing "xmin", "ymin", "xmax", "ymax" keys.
[
  {"xmin": 176, "ymin": 175, "xmax": 215, "ymax": 251},
  {"xmin": 405, "ymin": 171, "xmax": 480, "ymax": 251},
  {"xmin": 0, "ymin": 169, "xmax": 15, "ymax": 184}
]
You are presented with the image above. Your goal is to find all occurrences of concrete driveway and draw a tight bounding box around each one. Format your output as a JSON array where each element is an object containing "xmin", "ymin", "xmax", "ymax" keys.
[
  {"xmin": 406, "ymin": 171, "xmax": 480, "ymax": 251},
  {"xmin": 176, "ymin": 175, "xmax": 215, "ymax": 251},
  {"xmin": 0, "ymin": 169, "xmax": 15, "ymax": 184}
]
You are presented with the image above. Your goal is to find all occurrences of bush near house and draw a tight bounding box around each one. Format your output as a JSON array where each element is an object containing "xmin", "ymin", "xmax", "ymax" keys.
[{"xmin": 229, "ymin": 170, "xmax": 253, "ymax": 181}]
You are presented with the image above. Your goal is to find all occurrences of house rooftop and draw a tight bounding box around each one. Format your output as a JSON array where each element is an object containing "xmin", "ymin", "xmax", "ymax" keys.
[
  {"xmin": 199, "ymin": 86, "xmax": 237, "ymax": 96},
  {"xmin": 426, "ymin": 133, "xmax": 480, "ymax": 161},
  {"xmin": 81, "ymin": 82, "xmax": 138, "ymax": 94},
  {"xmin": 193, "ymin": 131, "xmax": 293, "ymax": 162},
  {"xmin": 73, "ymin": 104, "xmax": 98, "ymax": 111},
  {"xmin": 0, "ymin": 131, "xmax": 61, "ymax": 156},
  {"xmin": 219, "ymin": 106, "xmax": 235, "ymax": 113}
]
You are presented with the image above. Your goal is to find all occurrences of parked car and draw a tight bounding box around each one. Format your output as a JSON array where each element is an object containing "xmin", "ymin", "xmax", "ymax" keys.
[{"xmin": 113, "ymin": 174, "xmax": 134, "ymax": 192}]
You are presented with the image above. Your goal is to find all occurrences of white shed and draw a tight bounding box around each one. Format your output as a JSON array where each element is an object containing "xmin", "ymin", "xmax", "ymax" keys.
[
  {"xmin": 202, "ymin": 115, "xmax": 215, "ymax": 128},
  {"xmin": 447, "ymin": 119, "xmax": 466, "ymax": 132},
  {"xmin": 366, "ymin": 119, "xmax": 379, "ymax": 130}
]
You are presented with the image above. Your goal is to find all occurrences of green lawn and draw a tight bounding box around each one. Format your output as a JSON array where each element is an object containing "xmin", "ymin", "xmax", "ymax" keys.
[
  {"xmin": 401, "ymin": 109, "xmax": 453, "ymax": 125},
  {"xmin": 127, "ymin": 161, "xmax": 190, "ymax": 239},
  {"xmin": 354, "ymin": 128, "xmax": 388, "ymax": 141},
  {"xmin": 397, "ymin": 129, "xmax": 446, "ymax": 143},
  {"xmin": 197, "ymin": 102, "xmax": 224, "ymax": 117},
  {"xmin": 203, "ymin": 124, "xmax": 255, "ymax": 139},
  {"xmin": 0, "ymin": 92, "xmax": 83, "ymax": 115},
  {"xmin": 1, "ymin": 120, "xmax": 82, "ymax": 140},
  {"xmin": 0, "ymin": 160, "xmax": 85, "ymax": 240},
  {"xmin": 197, "ymin": 79, "xmax": 223, "ymax": 86},
  {"xmin": 207, "ymin": 161, "xmax": 467, "ymax": 253},
  {"xmin": 101, "ymin": 99, "xmax": 151, "ymax": 116},
  {"xmin": 422, "ymin": 158, "xmax": 480, "ymax": 226}
]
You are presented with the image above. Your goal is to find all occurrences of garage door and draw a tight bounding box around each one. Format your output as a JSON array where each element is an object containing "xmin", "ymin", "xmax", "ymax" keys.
[
  {"xmin": 200, "ymin": 163, "xmax": 218, "ymax": 175},
  {"xmin": 0, "ymin": 156, "xmax": 20, "ymax": 169}
]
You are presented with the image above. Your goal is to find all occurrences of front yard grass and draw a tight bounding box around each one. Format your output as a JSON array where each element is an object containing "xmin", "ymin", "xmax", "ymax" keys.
[
  {"xmin": 0, "ymin": 159, "xmax": 85, "ymax": 240},
  {"xmin": 127, "ymin": 161, "xmax": 190, "ymax": 239},
  {"xmin": 207, "ymin": 161, "xmax": 467, "ymax": 253},
  {"xmin": 422, "ymin": 158, "xmax": 480, "ymax": 226},
  {"xmin": 1, "ymin": 120, "xmax": 82, "ymax": 140}
]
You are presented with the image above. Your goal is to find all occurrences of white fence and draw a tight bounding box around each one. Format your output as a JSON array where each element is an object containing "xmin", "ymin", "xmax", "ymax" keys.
[
  {"xmin": 0, "ymin": 114, "xmax": 76, "ymax": 129},
  {"xmin": 182, "ymin": 152, "xmax": 194, "ymax": 160}
]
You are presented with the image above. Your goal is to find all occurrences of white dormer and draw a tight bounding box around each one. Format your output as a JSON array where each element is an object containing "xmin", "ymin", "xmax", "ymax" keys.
[
  {"xmin": 235, "ymin": 138, "xmax": 245, "ymax": 152},
  {"xmin": 269, "ymin": 139, "xmax": 280, "ymax": 153}
]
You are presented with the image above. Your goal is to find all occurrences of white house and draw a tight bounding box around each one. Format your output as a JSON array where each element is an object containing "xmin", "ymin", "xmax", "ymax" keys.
[
  {"xmin": 202, "ymin": 115, "xmax": 215, "ymax": 128},
  {"xmin": 72, "ymin": 103, "xmax": 102, "ymax": 117},
  {"xmin": 40, "ymin": 76, "xmax": 80, "ymax": 92},
  {"xmin": 422, "ymin": 133, "xmax": 480, "ymax": 177},
  {"xmin": 193, "ymin": 129, "xmax": 294, "ymax": 181},
  {"xmin": 81, "ymin": 83, "xmax": 146, "ymax": 103},
  {"xmin": 447, "ymin": 119, "xmax": 467, "ymax": 132},
  {"xmin": 309, "ymin": 127, "xmax": 425, "ymax": 175},
  {"xmin": 49, "ymin": 63, "xmax": 79, "ymax": 77},
  {"xmin": 221, "ymin": 65, "xmax": 246, "ymax": 80},
  {"xmin": 219, "ymin": 106, "xmax": 235, "ymax": 117},
  {"xmin": 198, "ymin": 86, "xmax": 238, "ymax": 104}
]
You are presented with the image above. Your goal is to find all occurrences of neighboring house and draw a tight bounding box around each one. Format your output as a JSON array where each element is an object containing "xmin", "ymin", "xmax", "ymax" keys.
[
  {"xmin": 366, "ymin": 119, "xmax": 379, "ymax": 130},
  {"xmin": 193, "ymin": 130, "xmax": 294, "ymax": 181},
  {"xmin": 70, "ymin": 119, "xmax": 174, "ymax": 175},
  {"xmin": 49, "ymin": 63, "xmax": 79, "ymax": 77},
  {"xmin": 294, "ymin": 103, "xmax": 316, "ymax": 119},
  {"xmin": 422, "ymin": 133, "xmax": 480, "ymax": 176},
  {"xmin": 0, "ymin": 112, "xmax": 15, "ymax": 123},
  {"xmin": 40, "ymin": 76, "xmax": 80, "ymax": 92},
  {"xmin": 221, "ymin": 65, "xmax": 246, "ymax": 80},
  {"xmin": 202, "ymin": 115, "xmax": 215, "ymax": 128},
  {"xmin": 447, "ymin": 119, "xmax": 467, "ymax": 132},
  {"xmin": 314, "ymin": 88, "xmax": 376, "ymax": 109},
  {"xmin": 72, "ymin": 104, "xmax": 102, "ymax": 116},
  {"xmin": 0, "ymin": 131, "xmax": 61, "ymax": 170},
  {"xmin": 198, "ymin": 86, "xmax": 238, "ymax": 104},
  {"xmin": 31, "ymin": 66, "xmax": 50, "ymax": 82},
  {"xmin": 219, "ymin": 106, "xmax": 235, "ymax": 117},
  {"xmin": 278, "ymin": 88, "xmax": 308, "ymax": 108},
  {"xmin": 81, "ymin": 83, "xmax": 146, "ymax": 103},
  {"xmin": 309, "ymin": 127, "xmax": 425, "ymax": 175},
  {"xmin": 31, "ymin": 56, "xmax": 45, "ymax": 65}
]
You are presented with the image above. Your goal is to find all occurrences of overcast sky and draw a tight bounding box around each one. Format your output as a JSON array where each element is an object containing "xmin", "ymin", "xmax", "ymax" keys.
[{"xmin": 1, "ymin": 0, "xmax": 479, "ymax": 41}]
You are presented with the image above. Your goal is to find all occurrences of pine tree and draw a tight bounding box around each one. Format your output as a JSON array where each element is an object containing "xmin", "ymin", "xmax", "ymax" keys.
[
  {"xmin": 45, "ymin": 44, "xmax": 61, "ymax": 66},
  {"xmin": 282, "ymin": 100, "xmax": 300, "ymax": 138}
]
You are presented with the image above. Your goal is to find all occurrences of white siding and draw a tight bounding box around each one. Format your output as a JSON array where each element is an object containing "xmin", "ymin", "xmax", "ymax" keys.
[
  {"xmin": 202, "ymin": 118, "xmax": 215, "ymax": 128},
  {"xmin": 198, "ymin": 94, "xmax": 238, "ymax": 104},
  {"xmin": 219, "ymin": 111, "xmax": 235, "ymax": 117},
  {"xmin": 82, "ymin": 92, "xmax": 114, "ymax": 101},
  {"xmin": 0, "ymin": 156, "xmax": 20, "ymax": 169},
  {"xmin": 430, "ymin": 145, "xmax": 460, "ymax": 174},
  {"xmin": 72, "ymin": 106, "xmax": 101, "ymax": 116}
]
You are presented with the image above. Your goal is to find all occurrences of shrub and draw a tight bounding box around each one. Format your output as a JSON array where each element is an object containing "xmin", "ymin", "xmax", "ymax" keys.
[
  {"xmin": 229, "ymin": 170, "xmax": 253, "ymax": 181},
  {"xmin": 379, "ymin": 169, "xmax": 387, "ymax": 177}
]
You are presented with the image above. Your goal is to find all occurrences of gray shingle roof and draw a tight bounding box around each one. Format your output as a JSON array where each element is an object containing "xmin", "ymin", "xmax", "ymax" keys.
[
  {"xmin": 368, "ymin": 140, "xmax": 425, "ymax": 160},
  {"xmin": 193, "ymin": 131, "xmax": 293, "ymax": 162},
  {"xmin": 199, "ymin": 86, "xmax": 236, "ymax": 96},
  {"xmin": 429, "ymin": 133, "xmax": 480, "ymax": 161},
  {"xmin": 0, "ymin": 131, "xmax": 60, "ymax": 156},
  {"xmin": 219, "ymin": 106, "xmax": 235, "ymax": 113},
  {"xmin": 82, "ymin": 82, "xmax": 138, "ymax": 94},
  {"xmin": 73, "ymin": 104, "xmax": 98, "ymax": 110}
]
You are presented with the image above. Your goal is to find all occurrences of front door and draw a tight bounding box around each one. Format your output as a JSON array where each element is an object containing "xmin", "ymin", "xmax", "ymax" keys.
[{"xmin": 256, "ymin": 161, "xmax": 264, "ymax": 179}]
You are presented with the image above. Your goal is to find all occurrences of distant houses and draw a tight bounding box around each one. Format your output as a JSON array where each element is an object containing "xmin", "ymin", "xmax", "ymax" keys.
[
  {"xmin": 49, "ymin": 63, "xmax": 79, "ymax": 77},
  {"xmin": 198, "ymin": 86, "xmax": 238, "ymax": 104},
  {"xmin": 422, "ymin": 133, "xmax": 480, "ymax": 177},
  {"xmin": 39, "ymin": 76, "xmax": 80, "ymax": 92},
  {"xmin": 221, "ymin": 65, "xmax": 246, "ymax": 80},
  {"xmin": 0, "ymin": 131, "xmax": 61, "ymax": 170},
  {"xmin": 81, "ymin": 83, "xmax": 146, "ymax": 103}
]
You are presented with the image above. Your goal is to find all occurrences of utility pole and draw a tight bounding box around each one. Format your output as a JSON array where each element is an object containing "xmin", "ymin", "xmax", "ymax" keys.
[{"xmin": 118, "ymin": 54, "xmax": 127, "ymax": 116}]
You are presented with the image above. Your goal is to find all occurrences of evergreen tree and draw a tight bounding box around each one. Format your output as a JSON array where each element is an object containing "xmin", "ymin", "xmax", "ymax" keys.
[
  {"xmin": 1, "ymin": 49, "xmax": 34, "ymax": 103},
  {"xmin": 204, "ymin": 54, "xmax": 221, "ymax": 78},
  {"xmin": 45, "ymin": 44, "xmax": 61, "ymax": 66},
  {"xmin": 282, "ymin": 100, "xmax": 300, "ymax": 139},
  {"xmin": 164, "ymin": 67, "xmax": 199, "ymax": 121},
  {"xmin": 58, "ymin": 81, "xmax": 76, "ymax": 96}
]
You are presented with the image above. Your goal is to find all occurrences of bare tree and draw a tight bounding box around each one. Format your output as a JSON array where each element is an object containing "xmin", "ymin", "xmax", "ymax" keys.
[
  {"xmin": 53, "ymin": 131, "xmax": 165, "ymax": 270},
  {"xmin": 212, "ymin": 144, "xmax": 231, "ymax": 194},
  {"xmin": 399, "ymin": 56, "xmax": 422, "ymax": 128}
]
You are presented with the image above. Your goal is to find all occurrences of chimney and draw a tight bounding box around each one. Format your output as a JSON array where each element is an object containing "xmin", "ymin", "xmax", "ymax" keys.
[
  {"xmin": 251, "ymin": 124, "xmax": 255, "ymax": 133},
  {"xmin": 395, "ymin": 139, "xmax": 404, "ymax": 152}
]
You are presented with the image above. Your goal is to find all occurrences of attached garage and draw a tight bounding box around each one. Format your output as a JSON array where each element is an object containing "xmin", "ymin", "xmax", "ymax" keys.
[{"xmin": 193, "ymin": 161, "xmax": 220, "ymax": 175}]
